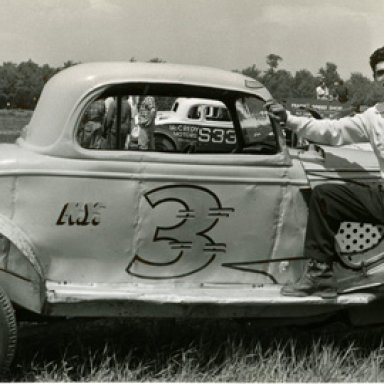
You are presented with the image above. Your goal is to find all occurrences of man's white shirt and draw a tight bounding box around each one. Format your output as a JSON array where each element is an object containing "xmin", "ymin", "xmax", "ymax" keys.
[{"xmin": 287, "ymin": 104, "xmax": 384, "ymax": 177}]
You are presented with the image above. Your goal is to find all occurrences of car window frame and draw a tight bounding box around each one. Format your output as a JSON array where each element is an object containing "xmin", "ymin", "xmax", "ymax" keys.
[{"xmin": 72, "ymin": 84, "xmax": 289, "ymax": 165}]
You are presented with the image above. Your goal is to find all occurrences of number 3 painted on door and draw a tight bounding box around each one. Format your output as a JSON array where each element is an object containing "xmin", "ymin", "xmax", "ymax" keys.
[{"xmin": 126, "ymin": 184, "xmax": 234, "ymax": 279}]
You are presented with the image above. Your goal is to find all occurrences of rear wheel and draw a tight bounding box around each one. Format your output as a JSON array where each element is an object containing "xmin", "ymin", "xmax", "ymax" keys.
[
  {"xmin": 155, "ymin": 135, "xmax": 177, "ymax": 152},
  {"xmin": 0, "ymin": 287, "xmax": 16, "ymax": 377}
]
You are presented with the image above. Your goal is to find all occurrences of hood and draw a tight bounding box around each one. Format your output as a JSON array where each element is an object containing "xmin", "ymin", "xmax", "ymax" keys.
[{"xmin": 290, "ymin": 144, "xmax": 378, "ymax": 171}]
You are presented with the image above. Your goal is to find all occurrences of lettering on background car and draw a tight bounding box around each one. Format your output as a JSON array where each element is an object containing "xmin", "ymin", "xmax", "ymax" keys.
[
  {"xmin": 56, "ymin": 202, "xmax": 106, "ymax": 226},
  {"xmin": 168, "ymin": 124, "xmax": 199, "ymax": 139},
  {"xmin": 198, "ymin": 127, "xmax": 211, "ymax": 142},
  {"xmin": 198, "ymin": 127, "xmax": 236, "ymax": 144},
  {"xmin": 126, "ymin": 184, "xmax": 235, "ymax": 279},
  {"xmin": 211, "ymin": 128, "xmax": 224, "ymax": 143}
]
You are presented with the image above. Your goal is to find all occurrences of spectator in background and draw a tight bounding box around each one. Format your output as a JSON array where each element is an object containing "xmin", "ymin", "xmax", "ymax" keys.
[
  {"xmin": 332, "ymin": 80, "xmax": 349, "ymax": 103},
  {"xmin": 104, "ymin": 96, "xmax": 114, "ymax": 113},
  {"xmin": 316, "ymin": 78, "xmax": 330, "ymax": 100},
  {"xmin": 137, "ymin": 95, "xmax": 157, "ymax": 150},
  {"xmin": 104, "ymin": 96, "xmax": 132, "ymax": 149},
  {"xmin": 77, "ymin": 98, "xmax": 105, "ymax": 149}
]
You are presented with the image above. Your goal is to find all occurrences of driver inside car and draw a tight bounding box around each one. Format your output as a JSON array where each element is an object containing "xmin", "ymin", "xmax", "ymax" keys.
[{"xmin": 268, "ymin": 45, "xmax": 384, "ymax": 298}]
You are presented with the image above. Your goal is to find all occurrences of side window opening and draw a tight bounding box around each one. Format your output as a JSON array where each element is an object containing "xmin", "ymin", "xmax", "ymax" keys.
[
  {"xmin": 205, "ymin": 106, "xmax": 231, "ymax": 122},
  {"xmin": 187, "ymin": 106, "xmax": 201, "ymax": 120},
  {"xmin": 76, "ymin": 91, "xmax": 279, "ymax": 156}
]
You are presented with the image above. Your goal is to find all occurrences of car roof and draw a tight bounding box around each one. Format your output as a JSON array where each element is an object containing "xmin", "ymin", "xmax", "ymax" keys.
[{"xmin": 22, "ymin": 62, "xmax": 271, "ymax": 154}]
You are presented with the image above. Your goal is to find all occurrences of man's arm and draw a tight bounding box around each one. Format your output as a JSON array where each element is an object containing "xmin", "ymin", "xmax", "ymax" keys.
[
  {"xmin": 286, "ymin": 112, "xmax": 369, "ymax": 145},
  {"xmin": 267, "ymin": 102, "xmax": 370, "ymax": 146}
]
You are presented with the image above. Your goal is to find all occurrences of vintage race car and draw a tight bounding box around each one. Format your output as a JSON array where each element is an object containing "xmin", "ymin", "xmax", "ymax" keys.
[
  {"xmin": 153, "ymin": 97, "xmax": 273, "ymax": 153},
  {"xmin": 0, "ymin": 62, "xmax": 383, "ymax": 371},
  {"xmin": 154, "ymin": 97, "xmax": 236, "ymax": 152}
]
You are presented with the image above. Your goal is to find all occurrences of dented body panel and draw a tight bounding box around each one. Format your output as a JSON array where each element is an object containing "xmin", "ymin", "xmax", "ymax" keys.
[{"xmin": 0, "ymin": 148, "xmax": 307, "ymax": 287}]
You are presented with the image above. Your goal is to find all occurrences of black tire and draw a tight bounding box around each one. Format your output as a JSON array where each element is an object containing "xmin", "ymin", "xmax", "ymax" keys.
[
  {"xmin": 0, "ymin": 286, "xmax": 16, "ymax": 377},
  {"xmin": 155, "ymin": 135, "xmax": 177, "ymax": 152}
]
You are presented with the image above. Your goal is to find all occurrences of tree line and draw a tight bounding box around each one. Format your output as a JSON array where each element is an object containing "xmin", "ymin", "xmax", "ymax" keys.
[
  {"xmin": 0, "ymin": 60, "xmax": 80, "ymax": 109},
  {"xmin": 0, "ymin": 55, "xmax": 382, "ymax": 110},
  {"xmin": 238, "ymin": 54, "xmax": 384, "ymax": 109}
]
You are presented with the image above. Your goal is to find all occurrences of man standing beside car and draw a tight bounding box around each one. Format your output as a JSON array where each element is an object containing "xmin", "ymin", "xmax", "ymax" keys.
[{"xmin": 268, "ymin": 46, "xmax": 384, "ymax": 298}]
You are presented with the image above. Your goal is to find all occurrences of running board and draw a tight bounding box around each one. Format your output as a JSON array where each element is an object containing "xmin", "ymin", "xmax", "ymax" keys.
[
  {"xmin": 43, "ymin": 281, "xmax": 382, "ymax": 319},
  {"xmin": 45, "ymin": 281, "xmax": 379, "ymax": 305}
]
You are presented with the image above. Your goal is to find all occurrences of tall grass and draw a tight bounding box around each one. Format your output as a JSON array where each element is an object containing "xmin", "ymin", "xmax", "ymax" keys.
[{"xmin": 9, "ymin": 318, "xmax": 384, "ymax": 381}]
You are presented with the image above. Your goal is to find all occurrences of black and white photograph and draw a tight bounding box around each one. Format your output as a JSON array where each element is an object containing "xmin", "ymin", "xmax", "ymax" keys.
[{"xmin": 1, "ymin": 0, "xmax": 384, "ymax": 381}]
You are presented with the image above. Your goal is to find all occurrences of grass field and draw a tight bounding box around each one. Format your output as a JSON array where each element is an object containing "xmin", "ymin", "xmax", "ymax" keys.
[{"xmin": 8, "ymin": 318, "xmax": 384, "ymax": 382}]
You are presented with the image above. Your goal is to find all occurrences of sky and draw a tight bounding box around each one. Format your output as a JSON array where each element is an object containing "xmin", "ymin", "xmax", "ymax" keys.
[{"xmin": 0, "ymin": 0, "xmax": 383, "ymax": 79}]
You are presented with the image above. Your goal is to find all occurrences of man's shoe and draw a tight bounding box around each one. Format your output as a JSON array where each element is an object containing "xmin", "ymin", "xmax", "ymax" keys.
[{"xmin": 281, "ymin": 259, "xmax": 337, "ymax": 299}]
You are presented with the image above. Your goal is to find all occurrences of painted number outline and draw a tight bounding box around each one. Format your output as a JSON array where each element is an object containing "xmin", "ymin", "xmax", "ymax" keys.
[{"xmin": 126, "ymin": 184, "xmax": 234, "ymax": 279}]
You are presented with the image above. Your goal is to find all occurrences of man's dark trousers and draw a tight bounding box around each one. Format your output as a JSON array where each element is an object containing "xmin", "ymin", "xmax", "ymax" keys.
[{"xmin": 305, "ymin": 183, "xmax": 384, "ymax": 263}]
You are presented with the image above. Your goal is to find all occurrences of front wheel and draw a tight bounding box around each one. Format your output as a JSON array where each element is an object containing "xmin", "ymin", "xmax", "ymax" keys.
[{"xmin": 0, "ymin": 286, "xmax": 17, "ymax": 377}]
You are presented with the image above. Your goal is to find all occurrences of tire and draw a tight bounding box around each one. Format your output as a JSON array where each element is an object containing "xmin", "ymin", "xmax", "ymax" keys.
[
  {"xmin": 0, "ymin": 286, "xmax": 17, "ymax": 377},
  {"xmin": 155, "ymin": 135, "xmax": 177, "ymax": 152}
]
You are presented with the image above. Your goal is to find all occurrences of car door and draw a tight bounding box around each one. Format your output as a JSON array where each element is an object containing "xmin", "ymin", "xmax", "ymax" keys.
[{"xmin": 124, "ymin": 95, "xmax": 309, "ymax": 286}]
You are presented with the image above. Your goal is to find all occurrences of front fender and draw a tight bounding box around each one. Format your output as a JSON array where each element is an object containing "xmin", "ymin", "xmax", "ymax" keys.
[
  {"xmin": 0, "ymin": 214, "xmax": 43, "ymax": 278},
  {"xmin": 0, "ymin": 214, "xmax": 46, "ymax": 313}
]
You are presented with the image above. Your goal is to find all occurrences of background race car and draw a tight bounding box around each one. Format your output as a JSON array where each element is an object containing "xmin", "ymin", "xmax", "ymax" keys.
[{"xmin": 154, "ymin": 98, "xmax": 236, "ymax": 152}]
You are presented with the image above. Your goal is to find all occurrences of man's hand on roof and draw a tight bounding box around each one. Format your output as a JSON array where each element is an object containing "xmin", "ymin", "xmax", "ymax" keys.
[{"xmin": 265, "ymin": 101, "xmax": 288, "ymax": 125}]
